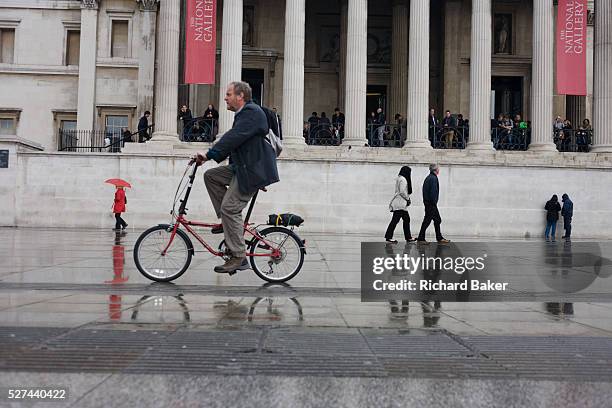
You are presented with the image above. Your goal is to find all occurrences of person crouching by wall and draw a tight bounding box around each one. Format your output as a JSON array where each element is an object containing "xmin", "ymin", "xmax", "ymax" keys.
[
  {"xmin": 113, "ymin": 187, "xmax": 128, "ymax": 231},
  {"xmin": 385, "ymin": 166, "xmax": 416, "ymax": 243},
  {"xmin": 544, "ymin": 194, "xmax": 561, "ymax": 242}
]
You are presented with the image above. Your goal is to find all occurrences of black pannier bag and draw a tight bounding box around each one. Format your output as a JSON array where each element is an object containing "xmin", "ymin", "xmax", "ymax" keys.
[{"xmin": 268, "ymin": 213, "xmax": 304, "ymax": 227}]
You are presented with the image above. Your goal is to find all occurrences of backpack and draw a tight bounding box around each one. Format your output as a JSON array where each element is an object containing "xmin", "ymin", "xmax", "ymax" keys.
[{"xmin": 261, "ymin": 106, "xmax": 283, "ymax": 157}]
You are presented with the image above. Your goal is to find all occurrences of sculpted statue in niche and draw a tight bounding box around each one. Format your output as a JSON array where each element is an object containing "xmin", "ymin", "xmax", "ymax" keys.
[
  {"xmin": 243, "ymin": 6, "xmax": 254, "ymax": 46},
  {"xmin": 494, "ymin": 14, "xmax": 512, "ymax": 54},
  {"xmin": 367, "ymin": 31, "xmax": 392, "ymax": 64},
  {"xmin": 321, "ymin": 33, "xmax": 340, "ymax": 63}
]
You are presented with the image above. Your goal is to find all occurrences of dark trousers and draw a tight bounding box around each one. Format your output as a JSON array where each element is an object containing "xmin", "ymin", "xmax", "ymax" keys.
[
  {"xmin": 417, "ymin": 202, "xmax": 443, "ymax": 241},
  {"xmin": 385, "ymin": 210, "xmax": 412, "ymax": 240},
  {"xmin": 115, "ymin": 213, "xmax": 127, "ymax": 230},
  {"xmin": 563, "ymin": 217, "xmax": 572, "ymax": 238}
]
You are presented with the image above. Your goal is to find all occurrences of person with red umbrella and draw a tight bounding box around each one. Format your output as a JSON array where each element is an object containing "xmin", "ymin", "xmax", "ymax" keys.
[{"xmin": 106, "ymin": 179, "xmax": 131, "ymax": 231}]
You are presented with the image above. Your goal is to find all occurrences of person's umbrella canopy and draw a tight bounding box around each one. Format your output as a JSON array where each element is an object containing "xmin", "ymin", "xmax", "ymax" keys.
[{"xmin": 105, "ymin": 178, "xmax": 131, "ymax": 188}]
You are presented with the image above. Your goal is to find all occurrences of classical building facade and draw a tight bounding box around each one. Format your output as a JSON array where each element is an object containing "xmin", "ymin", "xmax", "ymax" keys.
[
  {"xmin": 0, "ymin": 0, "xmax": 158, "ymax": 150},
  {"xmin": 2, "ymin": 0, "xmax": 611, "ymax": 152}
]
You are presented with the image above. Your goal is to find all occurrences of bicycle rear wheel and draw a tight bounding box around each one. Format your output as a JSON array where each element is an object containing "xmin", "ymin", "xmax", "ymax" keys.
[
  {"xmin": 249, "ymin": 226, "xmax": 305, "ymax": 283},
  {"xmin": 134, "ymin": 224, "xmax": 193, "ymax": 282}
]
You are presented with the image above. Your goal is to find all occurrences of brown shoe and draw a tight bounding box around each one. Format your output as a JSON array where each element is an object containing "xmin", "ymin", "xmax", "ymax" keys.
[
  {"xmin": 437, "ymin": 238, "xmax": 451, "ymax": 244},
  {"xmin": 417, "ymin": 240, "xmax": 430, "ymax": 245},
  {"xmin": 214, "ymin": 257, "xmax": 249, "ymax": 274}
]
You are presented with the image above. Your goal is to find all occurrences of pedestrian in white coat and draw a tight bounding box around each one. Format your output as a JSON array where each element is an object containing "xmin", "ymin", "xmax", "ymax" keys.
[{"xmin": 385, "ymin": 166, "xmax": 415, "ymax": 243}]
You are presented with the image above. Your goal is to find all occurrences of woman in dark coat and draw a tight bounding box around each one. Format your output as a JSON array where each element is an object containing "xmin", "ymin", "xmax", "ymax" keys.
[
  {"xmin": 544, "ymin": 194, "xmax": 561, "ymax": 242},
  {"xmin": 203, "ymin": 104, "xmax": 220, "ymax": 141},
  {"xmin": 385, "ymin": 166, "xmax": 415, "ymax": 243}
]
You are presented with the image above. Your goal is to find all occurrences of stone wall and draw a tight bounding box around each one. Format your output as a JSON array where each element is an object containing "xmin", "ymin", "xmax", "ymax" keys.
[{"xmin": 4, "ymin": 145, "xmax": 612, "ymax": 239}]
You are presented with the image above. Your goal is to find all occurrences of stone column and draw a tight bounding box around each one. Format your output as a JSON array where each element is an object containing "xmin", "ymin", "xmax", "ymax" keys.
[
  {"xmin": 566, "ymin": 95, "xmax": 586, "ymax": 131},
  {"xmin": 281, "ymin": 0, "xmax": 306, "ymax": 146},
  {"xmin": 529, "ymin": 0, "xmax": 556, "ymax": 151},
  {"xmin": 338, "ymin": 0, "xmax": 348, "ymax": 112},
  {"xmin": 466, "ymin": 0, "xmax": 493, "ymax": 150},
  {"xmin": 76, "ymin": 0, "xmax": 99, "ymax": 131},
  {"xmin": 218, "ymin": 0, "xmax": 243, "ymax": 134},
  {"xmin": 389, "ymin": 0, "xmax": 408, "ymax": 120},
  {"xmin": 343, "ymin": 0, "xmax": 368, "ymax": 146},
  {"xmin": 150, "ymin": 0, "xmax": 180, "ymax": 142},
  {"xmin": 592, "ymin": 0, "xmax": 612, "ymax": 152},
  {"xmin": 404, "ymin": 0, "xmax": 431, "ymax": 149},
  {"xmin": 137, "ymin": 0, "xmax": 158, "ymax": 118}
]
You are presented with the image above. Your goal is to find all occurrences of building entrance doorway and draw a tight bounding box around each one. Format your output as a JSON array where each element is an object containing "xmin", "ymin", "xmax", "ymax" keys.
[
  {"xmin": 242, "ymin": 69, "xmax": 264, "ymax": 105},
  {"xmin": 366, "ymin": 85, "xmax": 387, "ymax": 118},
  {"xmin": 491, "ymin": 76, "xmax": 523, "ymax": 117}
]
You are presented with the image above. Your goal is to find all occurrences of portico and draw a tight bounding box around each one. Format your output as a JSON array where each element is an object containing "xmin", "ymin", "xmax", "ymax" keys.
[{"xmin": 147, "ymin": 0, "xmax": 609, "ymax": 151}]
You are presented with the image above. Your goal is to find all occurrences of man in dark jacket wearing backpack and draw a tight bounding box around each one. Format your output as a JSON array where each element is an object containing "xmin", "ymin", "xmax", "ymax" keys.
[{"xmin": 195, "ymin": 81, "xmax": 279, "ymax": 274}]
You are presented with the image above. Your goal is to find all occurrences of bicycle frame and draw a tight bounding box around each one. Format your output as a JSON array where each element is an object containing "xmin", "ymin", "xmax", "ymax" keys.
[{"xmin": 161, "ymin": 163, "xmax": 281, "ymax": 259}]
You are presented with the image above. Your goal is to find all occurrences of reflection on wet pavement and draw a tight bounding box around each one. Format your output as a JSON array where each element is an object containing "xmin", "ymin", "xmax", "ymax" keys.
[
  {"xmin": 1, "ymin": 228, "xmax": 611, "ymax": 336},
  {"xmin": 2, "ymin": 225, "xmax": 612, "ymax": 408}
]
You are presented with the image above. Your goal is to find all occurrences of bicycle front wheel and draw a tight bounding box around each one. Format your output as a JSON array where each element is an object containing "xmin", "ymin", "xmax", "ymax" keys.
[
  {"xmin": 134, "ymin": 225, "xmax": 193, "ymax": 282},
  {"xmin": 249, "ymin": 226, "xmax": 305, "ymax": 283}
]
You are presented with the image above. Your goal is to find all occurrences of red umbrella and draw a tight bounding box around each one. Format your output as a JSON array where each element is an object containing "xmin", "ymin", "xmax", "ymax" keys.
[{"xmin": 105, "ymin": 178, "xmax": 132, "ymax": 188}]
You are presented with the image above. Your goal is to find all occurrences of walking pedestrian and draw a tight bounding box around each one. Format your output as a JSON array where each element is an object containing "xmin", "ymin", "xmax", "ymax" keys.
[
  {"xmin": 385, "ymin": 166, "xmax": 415, "ymax": 243},
  {"xmin": 561, "ymin": 193, "xmax": 573, "ymax": 240},
  {"xmin": 138, "ymin": 111, "xmax": 151, "ymax": 142},
  {"xmin": 544, "ymin": 194, "xmax": 561, "ymax": 242},
  {"xmin": 112, "ymin": 186, "xmax": 128, "ymax": 231},
  {"xmin": 417, "ymin": 164, "xmax": 450, "ymax": 244},
  {"xmin": 194, "ymin": 81, "xmax": 279, "ymax": 274}
]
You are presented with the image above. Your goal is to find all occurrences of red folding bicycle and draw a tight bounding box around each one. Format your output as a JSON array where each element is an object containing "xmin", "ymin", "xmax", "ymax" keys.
[{"xmin": 133, "ymin": 161, "xmax": 306, "ymax": 283}]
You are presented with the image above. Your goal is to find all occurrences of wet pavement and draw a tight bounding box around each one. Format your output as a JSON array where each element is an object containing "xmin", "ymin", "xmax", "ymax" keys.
[{"xmin": 1, "ymin": 228, "xmax": 612, "ymax": 407}]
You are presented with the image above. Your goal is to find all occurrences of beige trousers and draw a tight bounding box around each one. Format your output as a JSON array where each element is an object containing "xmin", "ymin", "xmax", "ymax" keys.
[{"xmin": 204, "ymin": 165, "xmax": 255, "ymax": 258}]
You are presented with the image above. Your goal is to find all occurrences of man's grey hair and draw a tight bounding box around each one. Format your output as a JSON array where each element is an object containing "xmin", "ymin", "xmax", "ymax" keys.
[
  {"xmin": 229, "ymin": 81, "xmax": 252, "ymax": 102},
  {"xmin": 429, "ymin": 163, "xmax": 439, "ymax": 172}
]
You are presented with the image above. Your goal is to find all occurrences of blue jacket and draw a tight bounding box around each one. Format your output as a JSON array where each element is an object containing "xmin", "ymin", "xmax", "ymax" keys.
[
  {"xmin": 422, "ymin": 171, "xmax": 439, "ymax": 204},
  {"xmin": 562, "ymin": 197, "xmax": 573, "ymax": 218},
  {"xmin": 206, "ymin": 102, "xmax": 279, "ymax": 194}
]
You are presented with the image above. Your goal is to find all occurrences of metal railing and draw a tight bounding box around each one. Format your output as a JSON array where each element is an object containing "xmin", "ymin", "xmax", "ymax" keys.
[
  {"xmin": 304, "ymin": 123, "xmax": 344, "ymax": 145},
  {"xmin": 58, "ymin": 124, "xmax": 154, "ymax": 152},
  {"xmin": 428, "ymin": 125, "xmax": 468, "ymax": 149},
  {"xmin": 181, "ymin": 118, "xmax": 218, "ymax": 142},
  {"xmin": 366, "ymin": 123, "xmax": 404, "ymax": 147},
  {"xmin": 554, "ymin": 128, "xmax": 592, "ymax": 152},
  {"xmin": 491, "ymin": 127, "xmax": 530, "ymax": 151}
]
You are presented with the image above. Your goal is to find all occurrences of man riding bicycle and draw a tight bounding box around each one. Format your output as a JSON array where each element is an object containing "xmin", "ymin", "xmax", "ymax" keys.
[{"xmin": 194, "ymin": 81, "xmax": 279, "ymax": 274}]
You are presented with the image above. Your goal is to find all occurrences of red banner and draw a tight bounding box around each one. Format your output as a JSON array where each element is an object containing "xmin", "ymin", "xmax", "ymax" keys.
[
  {"xmin": 556, "ymin": 0, "xmax": 587, "ymax": 95},
  {"xmin": 185, "ymin": 0, "xmax": 217, "ymax": 84}
]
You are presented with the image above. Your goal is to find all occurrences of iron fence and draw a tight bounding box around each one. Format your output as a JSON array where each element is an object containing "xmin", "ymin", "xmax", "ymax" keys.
[
  {"xmin": 58, "ymin": 125, "xmax": 154, "ymax": 152},
  {"xmin": 366, "ymin": 123, "xmax": 404, "ymax": 147},
  {"xmin": 58, "ymin": 130, "xmax": 108, "ymax": 152},
  {"xmin": 554, "ymin": 128, "xmax": 592, "ymax": 152},
  {"xmin": 491, "ymin": 127, "xmax": 530, "ymax": 151},
  {"xmin": 181, "ymin": 118, "xmax": 218, "ymax": 142},
  {"xmin": 304, "ymin": 123, "xmax": 344, "ymax": 145},
  {"xmin": 428, "ymin": 125, "xmax": 468, "ymax": 149}
]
